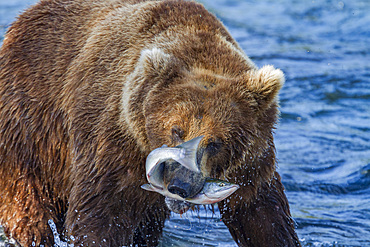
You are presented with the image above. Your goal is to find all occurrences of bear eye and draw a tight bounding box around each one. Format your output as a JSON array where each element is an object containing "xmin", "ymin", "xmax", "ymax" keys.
[
  {"xmin": 171, "ymin": 125, "xmax": 184, "ymax": 142},
  {"xmin": 205, "ymin": 141, "xmax": 222, "ymax": 156}
]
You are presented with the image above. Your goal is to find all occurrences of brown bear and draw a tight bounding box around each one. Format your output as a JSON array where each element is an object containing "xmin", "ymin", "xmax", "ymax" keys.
[{"xmin": 0, "ymin": 0, "xmax": 300, "ymax": 246}]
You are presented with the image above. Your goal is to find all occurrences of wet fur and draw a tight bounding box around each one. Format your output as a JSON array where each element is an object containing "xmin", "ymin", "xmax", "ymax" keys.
[{"xmin": 0, "ymin": 0, "xmax": 300, "ymax": 246}]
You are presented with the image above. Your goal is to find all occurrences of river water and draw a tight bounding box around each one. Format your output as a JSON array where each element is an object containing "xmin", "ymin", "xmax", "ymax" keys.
[{"xmin": 1, "ymin": 0, "xmax": 369, "ymax": 246}]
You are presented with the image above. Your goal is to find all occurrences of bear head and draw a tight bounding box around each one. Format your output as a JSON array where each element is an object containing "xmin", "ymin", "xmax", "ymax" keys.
[{"xmin": 121, "ymin": 47, "xmax": 284, "ymax": 202}]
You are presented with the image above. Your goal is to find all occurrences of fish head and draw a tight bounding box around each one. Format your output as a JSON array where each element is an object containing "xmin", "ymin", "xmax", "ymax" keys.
[
  {"xmin": 202, "ymin": 178, "xmax": 240, "ymax": 200},
  {"xmin": 182, "ymin": 178, "xmax": 239, "ymax": 205}
]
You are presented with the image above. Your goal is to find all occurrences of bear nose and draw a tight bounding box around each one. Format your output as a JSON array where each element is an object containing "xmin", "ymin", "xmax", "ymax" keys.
[{"xmin": 167, "ymin": 178, "xmax": 192, "ymax": 199}]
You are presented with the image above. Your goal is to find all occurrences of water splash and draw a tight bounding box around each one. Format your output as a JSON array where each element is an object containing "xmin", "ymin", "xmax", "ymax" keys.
[{"xmin": 47, "ymin": 220, "xmax": 74, "ymax": 247}]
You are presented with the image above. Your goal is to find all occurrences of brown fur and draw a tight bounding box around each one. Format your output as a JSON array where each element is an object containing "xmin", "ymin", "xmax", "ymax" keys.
[{"xmin": 0, "ymin": 0, "xmax": 300, "ymax": 246}]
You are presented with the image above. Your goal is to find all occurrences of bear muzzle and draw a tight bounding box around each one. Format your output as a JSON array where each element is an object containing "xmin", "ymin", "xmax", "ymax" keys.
[
  {"xmin": 167, "ymin": 177, "xmax": 192, "ymax": 198},
  {"xmin": 163, "ymin": 159, "xmax": 206, "ymax": 199}
]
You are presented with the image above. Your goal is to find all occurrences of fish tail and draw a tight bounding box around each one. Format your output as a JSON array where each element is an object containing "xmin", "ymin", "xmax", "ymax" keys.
[{"xmin": 177, "ymin": 136, "xmax": 204, "ymax": 173}]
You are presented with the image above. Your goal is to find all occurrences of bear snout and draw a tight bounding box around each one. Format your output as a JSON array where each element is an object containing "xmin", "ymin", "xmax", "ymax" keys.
[
  {"xmin": 167, "ymin": 177, "xmax": 192, "ymax": 198},
  {"xmin": 163, "ymin": 160, "xmax": 205, "ymax": 199}
]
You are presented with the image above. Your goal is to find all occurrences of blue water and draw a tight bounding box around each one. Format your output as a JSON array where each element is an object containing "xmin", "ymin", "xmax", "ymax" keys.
[{"xmin": 1, "ymin": 0, "xmax": 369, "ymax": 246}]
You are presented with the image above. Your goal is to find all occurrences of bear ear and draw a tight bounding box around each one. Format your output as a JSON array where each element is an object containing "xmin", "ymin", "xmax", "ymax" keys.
[
  {"xmin": 137, "ymin": 47, "xmax": 180, "ymax": 78},
  {"xmin": 245, "ymin": 65, "xmax": 285, "ymax": 109}
]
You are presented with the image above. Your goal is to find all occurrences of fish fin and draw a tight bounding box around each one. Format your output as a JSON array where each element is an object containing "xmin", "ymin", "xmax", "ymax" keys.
[
  {"xmin": 177, "ymin": 136, "xmax": 204, "ymax": 173},
  {"xmin": 141, "ymin": 184, "xmax": 161, "ymax": 192}
]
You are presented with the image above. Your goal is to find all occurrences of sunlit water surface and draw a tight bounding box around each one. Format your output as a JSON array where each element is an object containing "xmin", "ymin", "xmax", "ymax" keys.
[{"xmin": 1, "ymin": 0, "xmax": 369, "ymax": 246}]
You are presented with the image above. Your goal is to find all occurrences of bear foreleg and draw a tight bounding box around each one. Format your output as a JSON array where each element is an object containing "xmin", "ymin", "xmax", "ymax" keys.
[{"xmin": 219, "ymin": 172, "xmax": 301, "ymax": 247}]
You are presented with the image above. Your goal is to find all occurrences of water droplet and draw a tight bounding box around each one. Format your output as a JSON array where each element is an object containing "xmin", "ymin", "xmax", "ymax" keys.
[
  {"xmin": 338, "ymin": 1, "xmax": 344, "ymax": 10},
  {"xmin": 48, "ymin": 219, "xmax": 71, "ymax": 246}
]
